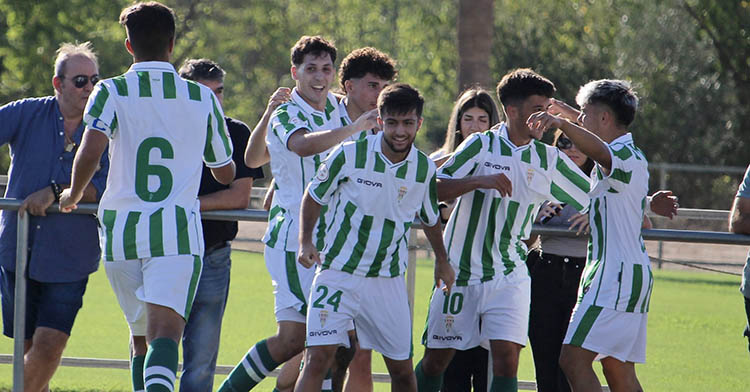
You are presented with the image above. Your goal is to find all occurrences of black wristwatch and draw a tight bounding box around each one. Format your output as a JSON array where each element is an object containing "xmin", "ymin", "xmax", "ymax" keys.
[{"xmin": 50, "ymin": 182, "xmax": 62, "ymax": 203}]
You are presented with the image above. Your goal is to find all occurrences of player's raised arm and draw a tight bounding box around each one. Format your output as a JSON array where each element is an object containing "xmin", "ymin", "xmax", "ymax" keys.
[
  {"xmin": 286, "ymin": 108, "xmax": 378, "ymax": 157},
  {"xmin": 436, "ymin": 133, "xmax": 511, "ymax": 201},
  {"xmin": 245, "ymin": 87, "xmax": 291, "ymax": 168},
  {"xmin": 527, "ymin": 110, "xmax": 611, "ymax": 173}
]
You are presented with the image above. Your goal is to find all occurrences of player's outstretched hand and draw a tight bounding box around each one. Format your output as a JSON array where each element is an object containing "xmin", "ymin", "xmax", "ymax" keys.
[
  {"xmin": 650, "ymin": 190, "xmax": 679, "ymax": 219},
  {"xmin": 58, "ymin": 188, "xmax": 80, "ymax": 213},
  {"xmin": 434, "ymin": 258, "xmax": 455, "ymax": 295},
  {"xmin": 547, "ymin": 98, "xmax": 580, "ymax": 123},
  {"xmin": 480, "ymin": 173, "xmax": 512, "ymax": 197},
  {"xmin": 526, "ymin": 111, "xmax": 563, "ymax": 140},
  {"xmin": 353, "ymin": 108, "xmax": 379, "ymax": 132},
  {"xmin": 298, "ymin": 242, "xmax": 321, "ymax": 268},
  {"xmin": 267, "ymin": 87, "xmax": 291, "ymax": 112},
  {"xmin": 19, "ymin": 187, "xmax": 56, "ymax": 217},
  {"xmin": 568, "ymin": 213, "xmax": 590, "ymax": 236}
]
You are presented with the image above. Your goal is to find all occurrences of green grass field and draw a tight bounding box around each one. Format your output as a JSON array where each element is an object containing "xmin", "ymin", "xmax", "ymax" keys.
[{"xmin": 0, "ymin": 250, "xmax": 746, "ymax": 391}]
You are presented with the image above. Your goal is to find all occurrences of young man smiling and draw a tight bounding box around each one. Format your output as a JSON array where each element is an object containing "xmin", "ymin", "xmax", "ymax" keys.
[
  {"xmin": 219, "ymin": 35, "xmax": 378, "ymax": 392},
  {"xmin": 294, "ymin": 83, "xmax": 455, "ymax": 392}
]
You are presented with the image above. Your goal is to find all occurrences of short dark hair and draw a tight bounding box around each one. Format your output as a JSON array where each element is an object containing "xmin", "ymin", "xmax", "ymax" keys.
[
  {"xmin": 119, "ymin": 2, "xmax": 176, "ymax": 60},
  {"xmin": 496, "ymin": 68, "xmax": 556, "ymax": 107},
  {"xmin": 178, "ymin": 58, "xmax": 225, "ymax": 82},
  {"xmin": 576, "ymin": 79, "xmax": 639, "ymax": 127},
  {"xmin": 290, "ymin": 36, "xmax": 337, "ymax": 66},
  {"xmin": 338, "ymin": 47, "xmax": 397, "ymax": 90},
  {"xmin": 377, "ymin": 83, "xmax": 424, "ymax": 118}
]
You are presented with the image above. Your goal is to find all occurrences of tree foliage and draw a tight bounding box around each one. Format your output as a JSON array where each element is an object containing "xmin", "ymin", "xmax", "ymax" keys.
[{"xmin": 1, "ymin": 0, "xmax": 747, "ymax": 208}]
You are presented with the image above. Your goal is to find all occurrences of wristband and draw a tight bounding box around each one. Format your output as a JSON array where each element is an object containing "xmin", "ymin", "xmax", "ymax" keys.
[{"xmin": 50, "ymin": 183, "xmax": 62, "ymax": 203}]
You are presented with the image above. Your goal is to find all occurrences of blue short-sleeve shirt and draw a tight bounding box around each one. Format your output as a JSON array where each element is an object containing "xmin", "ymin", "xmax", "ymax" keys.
[{"xmin": 0, "ymin": 96, "xmax": 108, "ymax": 282}]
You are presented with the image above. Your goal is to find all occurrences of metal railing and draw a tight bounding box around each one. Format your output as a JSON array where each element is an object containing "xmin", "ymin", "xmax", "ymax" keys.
[
  {"xmin": 649, "ymin": 162, "xmax": 746, "ymax": 190},
  {"xmin": 4, "ymin": 198, "xmax": 750, "ymax": 391}
]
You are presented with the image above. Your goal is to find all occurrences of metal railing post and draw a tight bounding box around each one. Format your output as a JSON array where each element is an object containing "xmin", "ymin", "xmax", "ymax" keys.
[
  {"xmin": 658, "ymin": 240, "xmax": 664, "ymax": 269},
  {"xmin": 407, "ymin": 230, "xmax": 417, "ymax": 323},
  {"xmin": 13, "ymin": 211, "xmax": 29, "ymax": 392}
]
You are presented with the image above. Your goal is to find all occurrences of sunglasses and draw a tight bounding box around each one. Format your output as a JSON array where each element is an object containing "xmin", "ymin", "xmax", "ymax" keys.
[
  {"xmin": 556, "ymin": 136, "xmax": 573, "ymax": 150},
  {"xmin": 64, "ymin": 74, "xmax": 100, "ymax": 88}
]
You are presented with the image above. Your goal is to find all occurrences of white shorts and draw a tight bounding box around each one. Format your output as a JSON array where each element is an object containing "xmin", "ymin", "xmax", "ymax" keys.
[
  {"xmin": 264, "ymin": 246, "xmax": 316, "ymax": 323},
  {"xmin": 105, "ymin": 254, "xmax": 202, "ymax": 336},
  {"xmin": 563, "ymin": 303, "xmax": 648, "ymax": 363},
  {"xmin": 422, "ymin": 272, "xmax": 530, "ymax": 350},
  {"xmin": 306, "ymin": 269, "xmax": 412, "ymax": 360}
]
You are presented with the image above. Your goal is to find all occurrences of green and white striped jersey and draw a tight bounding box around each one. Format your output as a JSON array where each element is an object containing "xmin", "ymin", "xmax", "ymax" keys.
[
  {"xmin": 337, "ymin": 96, "xmax": 376, "ymax": 141},
  {"xmin": 83, "ymin": 62, "xmax": 233, "ymax": 261},
  {"xmin": 578, "ymin": 133, "xmax": 653, "ymax": 313},
  {"xmin": 262, "ymin": 89, "xmax": 343, "ymax": 251},
  {"xmin": 439, "ymin": 123, "xmax": 590, "ymax": 286},
  {"xmin": 307, "ymin": 133, "xmax": 439, "ymax": 277}
]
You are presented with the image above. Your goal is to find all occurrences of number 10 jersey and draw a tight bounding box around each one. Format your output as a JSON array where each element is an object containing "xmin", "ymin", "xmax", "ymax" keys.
[{"xmin": 83, "ymin": 61, "xmax": 233, "ymax": 261}]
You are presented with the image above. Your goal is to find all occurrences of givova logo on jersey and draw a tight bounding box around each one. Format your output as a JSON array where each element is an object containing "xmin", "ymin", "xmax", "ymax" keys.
[
  {"xmin": 484, "ymin": 162, "xmax": 510, "ymax": 171},
  {"xmin": 357, "ymin": 178, "xmax": 382, "ymax": 188}
]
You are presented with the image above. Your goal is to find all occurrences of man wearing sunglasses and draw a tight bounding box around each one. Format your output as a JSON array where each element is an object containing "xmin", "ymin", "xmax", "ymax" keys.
[{"xmin": 0, "ymin": 41, "xmax": 109, "ymax": 390}]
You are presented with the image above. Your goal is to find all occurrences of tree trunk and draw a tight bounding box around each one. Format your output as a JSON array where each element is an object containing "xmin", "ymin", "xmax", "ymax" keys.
[{"xmin": 457, "ymin": 0, "xmax": 494, "ymax": 92}]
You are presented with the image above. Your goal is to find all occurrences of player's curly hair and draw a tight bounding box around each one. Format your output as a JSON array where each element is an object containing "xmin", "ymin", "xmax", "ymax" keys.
[
  {"xmin": 291, "ymin": 36, "xmax": 337, "ymax": 66},
  {"xmin": 338, "ymin": 47, "xmax": 397, "ymax": 90},
  {"xmin": 496, "ymin": 68, "xmax": 556, "ymax": 108}
]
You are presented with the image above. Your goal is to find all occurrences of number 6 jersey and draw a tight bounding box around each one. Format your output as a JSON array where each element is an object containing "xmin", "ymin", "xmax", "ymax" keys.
[{"xmin": 83, "ymin": 61, "xmax": 233, "ymax": 261}]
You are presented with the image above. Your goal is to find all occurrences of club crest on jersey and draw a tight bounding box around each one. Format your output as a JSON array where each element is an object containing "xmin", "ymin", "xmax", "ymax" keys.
[
  {"xmin": 316, "ymin": 163, "xmax": 329, "ymax": 182},
  {"xmin": 319, "ymin": 310, "xmax": 329, "ymax": 328},
  {"xmin": 398, "ymin": 186, "xmax": 408, "ymax": 201},
  {"xmin": 444, "ymin": 315, "xmax": 454, "ymax": 332},
  {"xmin": 526, "ymin": 167, "xmax": 535, "ymax": 185}
]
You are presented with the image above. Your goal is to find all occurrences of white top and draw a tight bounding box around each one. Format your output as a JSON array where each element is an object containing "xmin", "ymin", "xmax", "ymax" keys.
[
  {"xmin": 578, "ymin": 132, "xmax": 653, "ymax": 313},
  {"xmin": 337, "ymin": 96, "xmax": 377, "ymax": 141},
  {"xmin": 263, "ymin": 88, "xmax": 343, "ymax": 251},
  {"xmin": 83, "ymin": 61, "xmax": 232, "ymax": 261},
  {"xmin": 438, "ymin": 123, "xmax": 591, "ymax": 286},
  {"xmin": 307, "ymin": 133, "xmax": 439, "ymax": 277}
]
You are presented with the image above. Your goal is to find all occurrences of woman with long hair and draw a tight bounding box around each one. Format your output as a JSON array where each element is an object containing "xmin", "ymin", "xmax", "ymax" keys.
[{"xmin": 430, "ymin": 86, "xmax": 500, "ymax": 392}]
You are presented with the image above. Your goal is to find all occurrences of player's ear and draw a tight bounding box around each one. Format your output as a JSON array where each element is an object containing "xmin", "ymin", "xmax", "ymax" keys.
[
  {"xmin": 291, "ymin": 65, "xmax": 298, "ymax": 81},
  {"xmin": 417, "ymin": 117, "xmax": 424, "ymax": 131},
  {"xmin": 125, "ymin": 39, "xmax": 134, "ymax": 56},
  {"xmin": 600, "ymin": 107, "xmax": 612, "ymax": 126}
]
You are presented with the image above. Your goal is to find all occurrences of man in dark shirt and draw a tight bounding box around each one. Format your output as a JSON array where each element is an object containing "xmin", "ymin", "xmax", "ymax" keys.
[
  {"xmin": 177, "ymin": 58, "xmax": 264, "ymax": 392},
  {"xmin": 0, "ymin": 42, "xmax": 108, "ymax": 390}
]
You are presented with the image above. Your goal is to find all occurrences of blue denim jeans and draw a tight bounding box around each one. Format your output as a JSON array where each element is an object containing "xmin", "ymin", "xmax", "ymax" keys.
[{"xmin": 180, "ymin": 243, "xmax": 232, "ymax": 392}]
